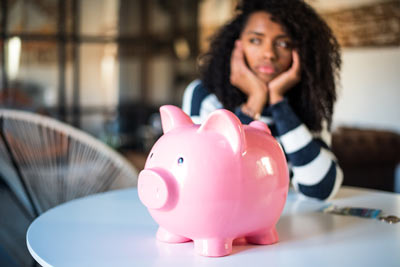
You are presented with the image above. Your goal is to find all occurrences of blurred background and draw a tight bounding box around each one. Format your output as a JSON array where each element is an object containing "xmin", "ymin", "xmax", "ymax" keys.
[{"xmin": 0, "ymin": 0, "xmax": 399, "ymax": 191}]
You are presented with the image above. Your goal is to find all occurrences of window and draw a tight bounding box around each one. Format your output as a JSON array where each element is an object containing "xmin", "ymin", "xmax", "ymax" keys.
[{"xmin": 0, "ymin": 0, "xmax": 199, "ymax": 151}]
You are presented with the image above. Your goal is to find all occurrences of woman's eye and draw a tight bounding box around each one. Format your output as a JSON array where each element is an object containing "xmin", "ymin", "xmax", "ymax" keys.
[
  {"xmin": 249, "ymin": 38, "xmax": 261, "ymax": 45},
  {"xmin": 276, "ymin": 40, "xmax": 291, "ymax": 49}
]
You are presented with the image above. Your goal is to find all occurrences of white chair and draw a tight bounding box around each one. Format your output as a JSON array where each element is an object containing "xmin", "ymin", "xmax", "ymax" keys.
[{"xmin": 0, "ymin": 109, "xmax": 138, "ymax": 266}]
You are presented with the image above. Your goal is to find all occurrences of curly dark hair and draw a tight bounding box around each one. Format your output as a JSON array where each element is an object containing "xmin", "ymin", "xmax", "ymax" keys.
[{"xmin": 199, "ymin": 0, "xmax": 341, "ymax": 132}]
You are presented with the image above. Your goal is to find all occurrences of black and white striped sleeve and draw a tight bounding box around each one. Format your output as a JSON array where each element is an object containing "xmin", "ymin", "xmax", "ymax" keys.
[
  {"xmin": 270, "ymin": 99, "xmax": 343, "ymax": 200},
  {"xmin": 182, "ymin": 80, "xmax": 223, "ymax": 124}
]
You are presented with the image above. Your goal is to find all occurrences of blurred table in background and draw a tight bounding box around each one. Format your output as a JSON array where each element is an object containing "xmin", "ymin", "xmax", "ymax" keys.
[
  {"xmin": 122, "ymin": 151, "xmax": 148, "ymax": 172},
  {"xmin": 332, "ymin": 127, "xmax": 400, "ymax": 192}
]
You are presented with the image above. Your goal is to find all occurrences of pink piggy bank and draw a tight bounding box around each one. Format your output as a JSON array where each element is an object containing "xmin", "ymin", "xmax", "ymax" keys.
[{"xmin": 138, "ymin": 105, "xmax": 289, "ymax": 257}]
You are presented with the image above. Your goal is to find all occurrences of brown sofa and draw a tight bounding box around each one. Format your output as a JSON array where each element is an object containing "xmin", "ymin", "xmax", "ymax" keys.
[{"xmin": 332, "ymin": 127, "xmax": 400, "ymax": 192}]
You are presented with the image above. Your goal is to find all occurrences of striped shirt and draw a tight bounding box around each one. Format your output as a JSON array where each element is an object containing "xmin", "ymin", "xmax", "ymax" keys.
[{"xmin": 182, "ymin": 80, "xmax": 343, "ymax": 200}]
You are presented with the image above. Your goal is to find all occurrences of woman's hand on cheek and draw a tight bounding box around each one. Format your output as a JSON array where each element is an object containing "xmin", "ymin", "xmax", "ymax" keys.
[
  {"xmin": 268, "ymin": 50, "xmax": 301, "ymax": 105},
  {"xmin": 230, "ymin": 40, "xmax": 268, "ymax": 100}
]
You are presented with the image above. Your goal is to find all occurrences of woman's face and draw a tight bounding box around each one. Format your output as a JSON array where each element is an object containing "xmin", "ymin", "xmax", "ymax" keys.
[{"xmin": 239, "ymin": 11, "xmax": 293, "ymax": 83}]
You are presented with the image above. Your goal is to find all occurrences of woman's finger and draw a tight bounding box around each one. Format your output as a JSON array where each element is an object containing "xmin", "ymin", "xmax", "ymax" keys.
[
  {"xmin": 232, "ymin": 41, "xmax": 244, "ymax": 63},
  {"xmin": 291, "ymin": 50, "xmax": 301, "ymax": 74}
]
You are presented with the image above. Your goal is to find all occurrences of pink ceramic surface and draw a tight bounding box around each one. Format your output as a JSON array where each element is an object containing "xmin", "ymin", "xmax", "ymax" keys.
[{"xmin": 138, "ymin": 105, "xmax": 289, "ymax": 257}]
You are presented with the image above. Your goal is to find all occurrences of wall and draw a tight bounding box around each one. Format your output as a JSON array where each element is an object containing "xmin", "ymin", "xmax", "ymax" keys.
[
  {"xmin": 333, "ymin": 46, "xmax": 400, "ymax": 133},
  {"xmin": 309, "ymin": 0, "xmax": 392, "ymax": 12}
]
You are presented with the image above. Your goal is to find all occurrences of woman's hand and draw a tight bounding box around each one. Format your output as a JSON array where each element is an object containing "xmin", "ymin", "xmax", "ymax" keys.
[
  {"xmin": 230, "ymin": 40, "xmax": 268, "ymax": 115},
  {"xmin": 268, "ymin": 50, "xmax": 301, "ymax": 105}
]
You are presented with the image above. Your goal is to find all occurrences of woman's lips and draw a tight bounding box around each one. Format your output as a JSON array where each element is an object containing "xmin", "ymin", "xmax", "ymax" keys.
[{"xmin": 257, "ymin": 65, "xmax": 276, "ymax": 74}]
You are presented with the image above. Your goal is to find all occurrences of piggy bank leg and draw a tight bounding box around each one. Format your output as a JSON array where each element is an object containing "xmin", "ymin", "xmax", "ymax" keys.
[
  {"xmin": 245, "ymin": 226, "xmax": 279, "ymax": 245},
  {"xmin": 157, "ymin": 227, "xmax": 191, "ymax": 243},
  {"xmin": 194, "ymin": 238, "xmax": 233, "ymax": 257}
]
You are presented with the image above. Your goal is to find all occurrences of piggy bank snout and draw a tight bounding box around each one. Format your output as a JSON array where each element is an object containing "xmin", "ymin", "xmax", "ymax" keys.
[{"xmin": 138, "ymin": 169, "xmax": 175, "ymax": 210}]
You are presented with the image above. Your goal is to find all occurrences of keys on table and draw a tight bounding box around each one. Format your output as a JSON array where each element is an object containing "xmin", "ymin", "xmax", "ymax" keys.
[
  {"xmin": 320, "ymin": 204, "xmax": 399, "ymax": 224},
  {"xmin": 379, "ymin": 215, "xmax": 400, "ymax": 224}
]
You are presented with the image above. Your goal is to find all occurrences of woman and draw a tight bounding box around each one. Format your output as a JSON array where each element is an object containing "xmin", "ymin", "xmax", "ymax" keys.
[{"xmin": 182, "ymin": 0, "xmax": 343, "ymax": 200}]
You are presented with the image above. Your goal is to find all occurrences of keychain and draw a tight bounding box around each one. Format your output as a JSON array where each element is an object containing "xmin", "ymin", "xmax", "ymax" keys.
[
  {"xmin": 320, "ymin": 204, "xmax": 399, "ymax": 224},
  {"xmin": 379, "ymin": 215, "xmax": 400, "ymax": 224}
]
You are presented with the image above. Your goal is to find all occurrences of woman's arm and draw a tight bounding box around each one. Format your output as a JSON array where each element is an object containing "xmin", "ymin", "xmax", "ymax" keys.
[
  {"xmin": 270, "ymin": 99, "xmax": 343, "ymax": 200},
  {"xmin": 230, "ymin": 40, "xmax": 268, "ymax": 117}
]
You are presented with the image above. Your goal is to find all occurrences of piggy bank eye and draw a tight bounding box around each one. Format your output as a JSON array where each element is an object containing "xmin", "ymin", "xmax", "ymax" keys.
[
  {"xmin": 149, "ymin": 152, "xmax": 153, "ymax": 159},
  {"xmin": 178, "ymin": 157, "xmax": 184, "ymax": 165}
]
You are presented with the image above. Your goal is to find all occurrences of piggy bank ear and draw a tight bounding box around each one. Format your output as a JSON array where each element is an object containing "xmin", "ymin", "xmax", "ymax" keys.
[
  {"xmin": 198, "ymin": 109, "xmax": 246, "ymax": 154},
  {"xmin": 160, "ymin": 105, "xmax": 193, "ymax": 134},
  {"xmin": 249, "ymin": 121, "xmax": 271, "ymax": 135}
]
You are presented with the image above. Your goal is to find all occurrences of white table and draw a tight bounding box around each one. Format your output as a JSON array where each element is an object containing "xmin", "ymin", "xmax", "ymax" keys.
[{"xmin": 27, "ymin": 186, "xmax": 400, "ymax": 267}]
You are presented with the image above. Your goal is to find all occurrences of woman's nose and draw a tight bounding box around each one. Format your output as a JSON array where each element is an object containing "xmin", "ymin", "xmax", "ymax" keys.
[{"xmin": 262, "ymin": 42, "xmax": 277, "ymax": 61}]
